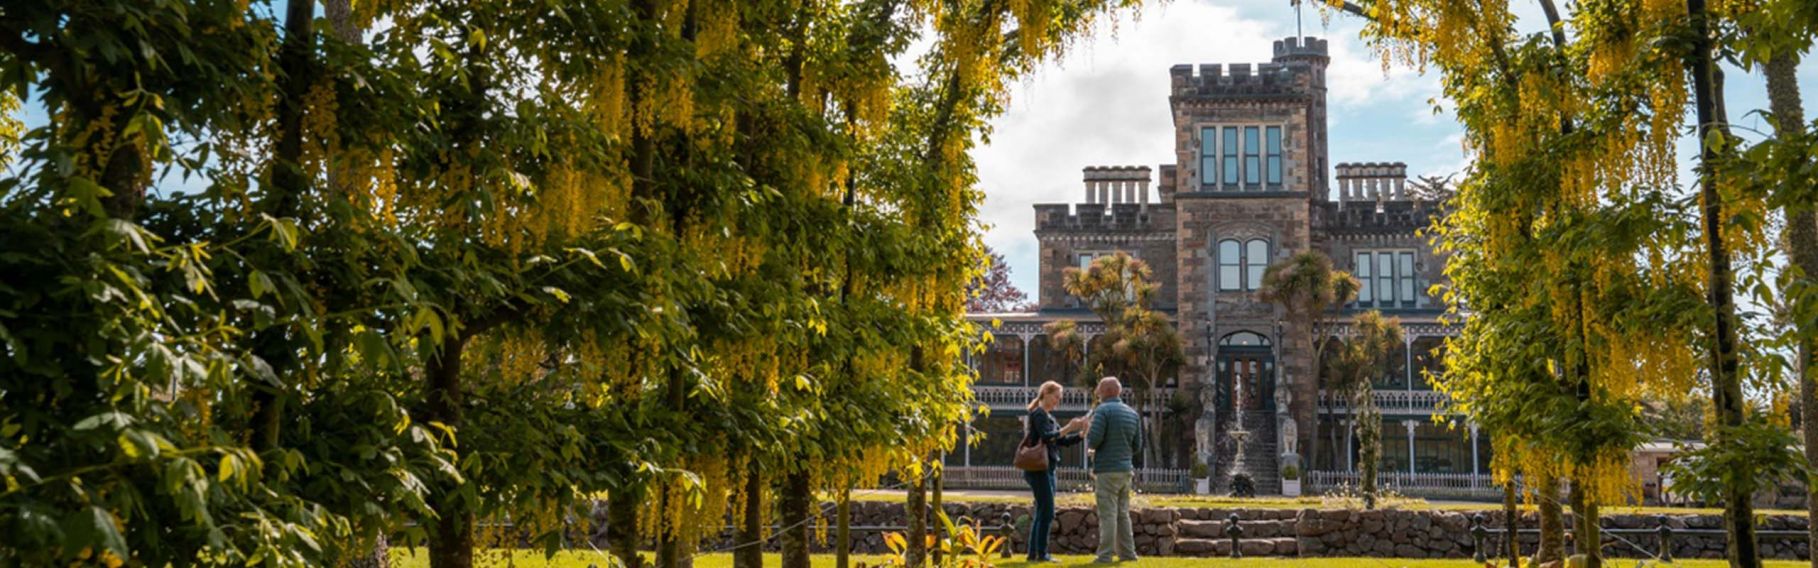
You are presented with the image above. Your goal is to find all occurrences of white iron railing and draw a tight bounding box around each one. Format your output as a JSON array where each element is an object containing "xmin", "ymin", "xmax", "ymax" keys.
[
  {"xmin": 1317, "ymin": 389, "xmax": 1452, "ymax": 415},
  {"xmin": 1304, "ymin": 469, "xmax": 1499, "ymax": 499},
  {"xmin": 942, "ymin": 466, "xmax": 1193, "ymax": 493},
  {"xmin": 972, "ymin": 385, "xmax": 1177, "ymax": 412}
]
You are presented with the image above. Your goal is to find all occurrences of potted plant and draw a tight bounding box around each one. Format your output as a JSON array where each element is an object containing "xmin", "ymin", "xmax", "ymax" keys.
[
  {"xmin": 1280, "ymin": 464, "xmax": 1302, "ymax": 497},
  {"xmin": 1191, "ymin": 461, "xmax": 1211, "ymax": 494}
]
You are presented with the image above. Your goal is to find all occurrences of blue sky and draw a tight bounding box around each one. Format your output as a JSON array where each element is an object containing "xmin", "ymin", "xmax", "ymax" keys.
[{"xmin": 972, "ymin": 0, "xmax": 1818, "ymax": 302}]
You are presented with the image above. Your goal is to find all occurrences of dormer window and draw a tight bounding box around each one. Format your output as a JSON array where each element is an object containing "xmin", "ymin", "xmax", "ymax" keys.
[{"xmin": 1198, "ymin": 124, "xmax": 1285, "ymax": 191}]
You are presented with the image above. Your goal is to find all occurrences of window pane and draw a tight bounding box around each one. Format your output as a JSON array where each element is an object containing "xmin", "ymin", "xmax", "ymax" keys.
[
  {"xmin": 1200, "ymin": 127, "xmax": 1217, "ymax": 186},
  {"xmin": 1079, "ymin": 253, "xmax": 1094, "ymax": 270},
  {"xmin": 1266, "ymin": 127, "xmax": 1283, "ymax": 185},
  {"xmin": 1399, "ymin": 252, "xmax": 1416, "ymax": 306},
  {"xmin": 1244, "ymin": 127, "xmax": 1261, "ymax": 185},
  {"xmin": 1246, "ymin": 239, "xmax": 1268, "ymax": 290},
  {"xmin": 1220, "ymin": 266, "xmax": 1241, "ymax": 291},
  {"xmin": 1223, "ymin": 128, "xmax": 1239, "ymax": 186},
  {"xmin": 1355, "ymin": 252, "xmax": 1372, "ymax": 303},
  {"xmin": 1219, "ymin": 240, "xmax": 1240, "ymax": 265},
  {"xmin": 1377, "ymin": 253, "xmax": 1395, "ymax": 304},
  {"xmin": 1219, "ymin": 240, "xmax": 1241, "ymax": 291}
]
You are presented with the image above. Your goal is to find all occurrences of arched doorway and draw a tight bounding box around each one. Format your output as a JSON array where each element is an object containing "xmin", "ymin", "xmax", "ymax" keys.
[{"xmin": 1215, "ymin": 331, "xmax": 1275, "ymax": 424}]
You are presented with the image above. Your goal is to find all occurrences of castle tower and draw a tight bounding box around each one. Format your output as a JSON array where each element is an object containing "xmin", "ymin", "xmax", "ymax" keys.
[{"xmin": 1168, "ymin": 37, "xmax": 1332, "ymax": 494}]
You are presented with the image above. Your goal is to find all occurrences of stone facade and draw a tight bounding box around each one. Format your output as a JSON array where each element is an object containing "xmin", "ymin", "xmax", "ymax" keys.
[{"xmin": 967, "ymin": 35, "xmax": 1467, "ymax": 493}]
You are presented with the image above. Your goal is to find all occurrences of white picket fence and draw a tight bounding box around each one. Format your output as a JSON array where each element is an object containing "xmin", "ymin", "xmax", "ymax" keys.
[
  {"xmin": 942, "ymin": 466, "xmax": 1193, "ymax": 493},
  {"xmin": 1305, "ymin": 470, "xmax": 1500, "ymax": 499}
]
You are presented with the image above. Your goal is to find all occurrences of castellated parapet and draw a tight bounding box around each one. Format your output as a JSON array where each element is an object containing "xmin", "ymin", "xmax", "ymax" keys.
[{"xmin": 1169, "ymin": 37, "xmax": 1328, "ymax": 101}]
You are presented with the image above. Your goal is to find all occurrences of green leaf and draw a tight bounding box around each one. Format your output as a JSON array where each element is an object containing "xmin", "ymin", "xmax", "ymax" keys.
[{"xmin": 61, "ymin": 506, "xmax": 127, "ymax": 560}]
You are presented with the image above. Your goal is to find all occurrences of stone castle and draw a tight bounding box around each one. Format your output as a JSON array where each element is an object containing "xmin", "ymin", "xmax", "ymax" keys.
[{"xmin": 958, "ymin": 36, "xmax": 1484, "ymax": 497}]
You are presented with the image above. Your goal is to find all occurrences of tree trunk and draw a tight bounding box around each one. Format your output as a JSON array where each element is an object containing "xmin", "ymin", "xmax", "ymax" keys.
[
  {"xmin": 426, "ymin": 333, "xmax": 472, "ymax": 568},
  {"xmin": 735, "ymin": 467, "xmax": 764, "ymax": 568},
  {"xmin": 1504, "ymin": 480, "xmax": 1519, "ymax": 568},
  {"xmin": 905, "ymin": 469, "xmax": 927, "ymax": 567},
  {"xmin": 836, "ymin": 487, "xmax": 852, "ymax": 568},
  {"xmin": 656, "ymin": 484, "xmax": 682, "ymax": 568},
  {"xmin": 779, "ymin": 469, "xmax": 811, "ymax": 568},
  {"xmin": 609, "ymin": 485, "xmax": 645, "ymax": 568},
  {"xmin": 1571, "ymin": 479, "xmax": 1601, "ymax": 567},
  {"xmin": 347, "ymin": 534, "xmax": 389, "ymax": 568},
  {"xmin": 1685, "ymin": 0, "xmax": 1759, "ymax": 565},
  {"xmin": 1355, "ymin": 389, "xmax": 1381, "ymax": 510},
  {"xmin": 931, "ymin": 464, "xmax": 945, "ymax": 566},
  {"xmin": 1536, "ymin": 474, "xmax": 1564, "ymax": 565},
  {"xmin": 1760, "ymin": 51, "xmax": 1817, "ymax": 568}
]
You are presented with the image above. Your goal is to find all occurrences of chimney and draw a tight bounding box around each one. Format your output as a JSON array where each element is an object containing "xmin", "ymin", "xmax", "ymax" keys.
[{"xmin": 1082, "ymin": 166, "xmax": 1154, "ymax": 212}]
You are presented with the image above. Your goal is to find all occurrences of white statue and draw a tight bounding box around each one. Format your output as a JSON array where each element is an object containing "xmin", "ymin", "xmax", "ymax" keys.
[
  {"xmin": 1279, "ymin": 416, "xmax": 1298, "ymax": 456},
  {"xmin": 1195, "ymin": 383, "xmax": 1217, "ymax": 467}
]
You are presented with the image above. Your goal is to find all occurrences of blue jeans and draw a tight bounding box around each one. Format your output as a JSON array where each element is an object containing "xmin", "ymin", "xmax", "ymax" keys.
[{"xmin": 1023, "ymin": 468, "xmax": 1057, "ymax": 560}]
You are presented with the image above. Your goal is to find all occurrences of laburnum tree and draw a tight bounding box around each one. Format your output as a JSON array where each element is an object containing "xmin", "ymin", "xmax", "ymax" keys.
[
  {"xmin": 0, "ymin": 2, "xmax": 1139, "ymax": 568},
  {"xmin": 1332, "ymin": 0, "xmax": 1810, "ymax": 564}
]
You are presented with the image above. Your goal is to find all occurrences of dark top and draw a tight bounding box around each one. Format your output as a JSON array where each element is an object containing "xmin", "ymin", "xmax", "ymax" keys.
[{"xmin": 1023, "ymin": 407, "xmax": 1083, "ymax": 470}]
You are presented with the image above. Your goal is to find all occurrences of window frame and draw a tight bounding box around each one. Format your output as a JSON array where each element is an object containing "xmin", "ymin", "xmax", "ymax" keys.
[
  {"xmin": 1352, "ymin": 249, "xmax": 1420, "ymax": 309},
  {"xmin": 1197, "ymin": 123, "xmax": 1288, "ymax": 191},
  {"xmin": 1217, "ymin": 238, "xmax": 1271, "ymax": 291}
]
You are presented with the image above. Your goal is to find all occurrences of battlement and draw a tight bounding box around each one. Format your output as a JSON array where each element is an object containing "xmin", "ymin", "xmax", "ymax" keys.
[
  {"xmin": 1273, "ymin": 36, "xmax": 1330, "ymax": 61},
  {"xmin": 1170, "ymin": 62, "xmax": 1312, "ymax": 99},
  {"xmin": 1335, "ymin": 162, "xmax": 1408, "ymax": 202},
  {"xmin": 1170, "ymin": 37, "xmax": 1328, "ymax": 100},
  {"xmin": 1035, "ymin": 202, "xmax": 1167, "ymax": 233},
  {"xmin": 1318, "ymin": 199, "xmax": 1436, "ymax": 233}
]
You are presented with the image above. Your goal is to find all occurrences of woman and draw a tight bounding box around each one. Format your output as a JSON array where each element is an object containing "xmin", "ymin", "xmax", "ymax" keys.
[{"xmin": 1022, "ymin": 380, "xmax": 1088, "ymax": 562}]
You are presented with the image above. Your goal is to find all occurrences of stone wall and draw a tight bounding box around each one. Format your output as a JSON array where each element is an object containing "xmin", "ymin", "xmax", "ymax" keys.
[{"xmin": 581, "ymin": 501, "xmax": 1812, "ymax": 560}]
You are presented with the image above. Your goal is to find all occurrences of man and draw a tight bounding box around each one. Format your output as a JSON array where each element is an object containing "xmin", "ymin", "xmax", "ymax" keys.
[{"xmin": 1086, "ymin": 376, "xmax": 1141, "ymax": 563}]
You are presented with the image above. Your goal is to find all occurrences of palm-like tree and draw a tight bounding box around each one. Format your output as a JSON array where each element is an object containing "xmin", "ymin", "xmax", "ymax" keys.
[{"xmin": 1257, "ymin": 251, "xmax": 1359, "ymax": 474}]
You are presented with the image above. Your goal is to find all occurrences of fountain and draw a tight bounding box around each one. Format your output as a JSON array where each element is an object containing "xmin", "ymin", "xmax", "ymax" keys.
[{"xmin": 1225, "ymin": 372, "xmax": 1255, "ymax": 497}]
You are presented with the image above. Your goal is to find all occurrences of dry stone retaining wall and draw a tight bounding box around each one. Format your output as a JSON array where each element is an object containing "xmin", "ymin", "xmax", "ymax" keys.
[{"xmin": 590, "ymin": 500, "xmax": 1811, "ymax": 560}]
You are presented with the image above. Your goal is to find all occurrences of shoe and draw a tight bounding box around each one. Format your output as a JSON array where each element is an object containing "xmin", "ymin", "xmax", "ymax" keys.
[
  {"xmin": 1042, "ymin": 557, "xmax": 1061, "ymax": 563},
  {"xmin": 1118, "ymin": 557, "xmax": 1139, "ymax": 563},
  {"xmin": 1093, "ymin": 557, "xmax": 1115, "ymax": 564}
]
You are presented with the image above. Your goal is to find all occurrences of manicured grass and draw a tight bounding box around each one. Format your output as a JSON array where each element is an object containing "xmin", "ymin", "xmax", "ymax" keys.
[{"xmin": 389, "ymin": 551, "xmax": 1808, "ymax": 567}]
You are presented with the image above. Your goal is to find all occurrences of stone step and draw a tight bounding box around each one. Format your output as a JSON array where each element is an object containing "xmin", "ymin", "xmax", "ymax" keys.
[{"xmin": 1172, "ymin": 537, "xmax": 1298, "ymax": 557}]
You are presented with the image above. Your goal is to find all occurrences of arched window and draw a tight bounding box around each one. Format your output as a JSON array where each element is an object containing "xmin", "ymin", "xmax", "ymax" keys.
[
  {"xmin": 1246, "ymin": 239, "xmax": 1269, "ymax": 290},
  {"xmin": 1217, "ymin": 238, "xmax": 1271, "ymax": 291},
  {"xmin": 1218, "ymin": 240, "xmax": 1242, "ymax": 291},
  {"xmin": 1219, "ymin": 331, "xmax": 1272, "ymax": 347}
]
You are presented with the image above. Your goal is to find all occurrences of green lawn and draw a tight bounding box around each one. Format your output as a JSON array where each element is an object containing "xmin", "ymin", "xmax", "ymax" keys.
[{"xmin": 389, "ymin": 551, "xmax": 1811, "ymax": 567}]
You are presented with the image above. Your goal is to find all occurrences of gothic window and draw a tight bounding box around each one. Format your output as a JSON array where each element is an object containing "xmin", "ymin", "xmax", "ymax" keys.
[
  {"xmin": 1266, "ymin": 126, "xmax": 1283, "ymax": 185},
  {"xmin": 1352, "ymin": 249, "xmax": 1419, "ymax": 309},
  {"xmin": 1218, "ymin": 240, "xmax": 1241, "ymax": 291},
  {"xmin": 1243, "ymin": 127, "xmax": 1262, "ymax": 187},
  {"xmin": 1217, "ymin": 238, "xmax": 1270, "ymax": 291},
  {"xmin": 1221, "ymin": 127, "xmax": 1240, "ymax": 187},
  {"xmin": 1199, "ymin": 127, "xmax": 1218, "ymax": 186},
  {"xmin": 1200, "ymin": 124, "xmax": 1288, "ymax": 191}
]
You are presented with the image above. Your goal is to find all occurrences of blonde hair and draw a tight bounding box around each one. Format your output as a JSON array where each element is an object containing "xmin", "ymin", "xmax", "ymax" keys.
[{"xmin": 1026, "ymin": 381, "xmax": 1064, "ymax": 412}]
